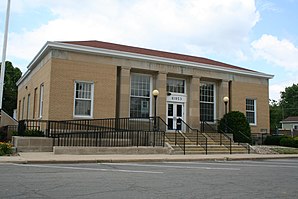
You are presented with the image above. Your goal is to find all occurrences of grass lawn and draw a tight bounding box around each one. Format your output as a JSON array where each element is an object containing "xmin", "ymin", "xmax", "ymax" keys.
[{"xmin": 270, "ymin": 147, "xmax": 298, "ymax": 154}]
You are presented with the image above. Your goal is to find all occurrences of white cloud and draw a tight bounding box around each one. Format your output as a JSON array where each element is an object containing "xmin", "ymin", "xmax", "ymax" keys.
[
  {"xmin": 2, "ymin": 0, "xmax": 260, "ymax": 72},
  {"xmin": 251, "ymin": 34, "xmax": 298, "ymax": 71}
]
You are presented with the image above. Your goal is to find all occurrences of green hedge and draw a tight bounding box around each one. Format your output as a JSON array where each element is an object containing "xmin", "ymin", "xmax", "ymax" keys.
[
  {"xmin": 264, "ymin": 135, "xmax": 286, "ymax": 145},
  {"xmin": 218, "ymin": 111, "xmax": 251, "ymax": 143},
  {"xmin": 280, "ymin": 137, "xmax": 298, "ymax": 148},
  {"xmin": 264, "ymin": 135, "xmax": 298, "ymax": 148},
  {"xmin": 13, "ymin": 129, "xmax": 44, "ymax": 137}
]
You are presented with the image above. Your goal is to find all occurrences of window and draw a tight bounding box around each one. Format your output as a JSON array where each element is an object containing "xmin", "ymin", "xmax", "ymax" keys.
[
  {"xmin": 246, "ymin": 99, "xmax": 256, "ymax": 125},
  {"xmin": 74, "ymin": 81, "xmax": 94, "ymax": 117},
  {"xmin": 39, "ymin": 84, "xmax": 44, "ymax": 118},
  {"xmin": 33, "ymin": 88, "xmax": 37, "ymax": 119},
  {"xmin": 27, "ymin": 94, "xmax": 30, "ymax": 119},
  {"xmin": 130, "ymin": 74, "xmax": 151, "ymax": 118},
  {"xmin": 22, "ymin": 97, "xmax": 25, "ymax": 120},
  {"xmin": 167, "ymin": 79, "xmax": 185, "ymax": 94},
  {"xmin": 200, "ymin": 82, "xmax": 215, "ymax": 122},
  {"xmin": 18, "ymin": 100, "xmax": 21, "ymax": 120}
]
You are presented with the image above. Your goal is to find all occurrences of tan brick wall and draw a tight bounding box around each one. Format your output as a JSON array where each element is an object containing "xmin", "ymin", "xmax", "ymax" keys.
[
  {"xmin": 17, "ymin": 54, "xmax": 52, "ymax": 120},
  {"xmin": 48, "ymin": 58, "xmax": 117, "ymax": 120},
  {"xmin": 231, "ymin": 79, "xmax": 270, "ymax": 134},
  {"xmin": 17, "ymin": 48, "xmax": 271, "ymax": 135}
]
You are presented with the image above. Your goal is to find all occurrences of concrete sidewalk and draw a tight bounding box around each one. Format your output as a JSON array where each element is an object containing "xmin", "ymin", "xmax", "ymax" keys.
[{"xmin": 1, "ymin": 152, "xmax": 298, "ymax": 164}]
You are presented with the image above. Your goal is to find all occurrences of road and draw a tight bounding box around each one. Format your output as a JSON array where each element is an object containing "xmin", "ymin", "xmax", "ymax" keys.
[{"xmin": 0, "ymin": 159, "xmax": 298, "ymax": 199}]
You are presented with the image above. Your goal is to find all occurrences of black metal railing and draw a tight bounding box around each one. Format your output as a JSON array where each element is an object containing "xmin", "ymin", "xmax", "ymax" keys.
[
  {"xmin": 201, "ymin": 120, "xmax": 232, "ymax": 154},
  {"xmin": 53, "ymin": 130, "xmax": 165, "ymax": 147},
  {"xmin": 179, "ymin": 119, "xmax": 208, "ymax": 154},
  {"xmin": 18, "ymin": 120, "xmax": 49, "ymax": 136},
  {"xmin": 17, "ymin": 117, "xmax": 166, "ymax": 148},
  {"xmin": 220, "ymin": 122, "xmax": 251, "ymax": 154},
  {"xmin": 174, "ymin": 129, "xmax": 186, "ymax": 155}
]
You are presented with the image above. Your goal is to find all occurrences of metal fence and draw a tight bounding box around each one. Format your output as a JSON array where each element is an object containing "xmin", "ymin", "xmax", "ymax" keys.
[{"xmin": 18, "ymin": 117, "xmax": 166, "ymax": 147}]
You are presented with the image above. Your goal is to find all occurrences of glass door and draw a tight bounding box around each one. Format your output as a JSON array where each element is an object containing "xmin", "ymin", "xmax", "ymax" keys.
[{"xmin": 167, "ymin": 103, "xmax": 184, "ymax": 131}]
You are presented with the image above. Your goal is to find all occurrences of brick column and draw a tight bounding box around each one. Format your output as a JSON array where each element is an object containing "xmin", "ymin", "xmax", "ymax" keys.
[
  {"xmin": 155, "ymin": 72, "xmax": 167, "ymax": 121},
  {"xmin": 119, "ymin": 66, "xmax": 131, "ymax": 117},
  {"xmin": 189, "ymin": 76, "xmax": 200, "ymax": 129},
  {"xmin": 218, "ymin": 80, "xmax": 229, "ymax": 119}
]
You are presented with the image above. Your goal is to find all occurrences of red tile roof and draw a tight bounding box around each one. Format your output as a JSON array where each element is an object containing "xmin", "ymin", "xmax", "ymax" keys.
[{"xmin": 60, "ymin": 40, "xmax": 254, "ymax": 72}]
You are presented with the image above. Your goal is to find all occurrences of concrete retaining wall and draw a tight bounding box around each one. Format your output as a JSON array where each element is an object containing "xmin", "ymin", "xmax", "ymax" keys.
[
  {"xmin": 12, "ymin": 136, "xmax": 53, "ymax": 152},
  {"xmin": 53, "ymin": 146, "xmax": 172, "ymax": 155}
]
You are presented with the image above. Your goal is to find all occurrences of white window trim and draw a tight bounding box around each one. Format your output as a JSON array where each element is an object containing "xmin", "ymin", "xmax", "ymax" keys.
[
  {"xmin": 38, "ymin": 84, "xmax": 44, "ymax": 119},
  {"xmin": 200, "ymin": 81, "xmax": 216, "ymax": 123},
  {"xmin": 129, "ymin": 73, "xmax": 152, "ymax": 118},
  {"xmin": 246, "ymin": 99, "xmax": 257, "ymax": 126},
  {"xmin": 73, "ymin": 80, "xmax": 94, "ymax": 119},
  {"xmin": 27, "ymin": 94, "xmax": 30, "ymax": 119},
  {"xmin": 167, "ymin": 77, "xmax": 186, "ymax": 95}
]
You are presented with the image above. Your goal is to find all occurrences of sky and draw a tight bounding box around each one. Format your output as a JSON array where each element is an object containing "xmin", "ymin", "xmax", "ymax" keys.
[{"xmin": 0, "ymin": 0, "xmax": 297, "ymax": 101}]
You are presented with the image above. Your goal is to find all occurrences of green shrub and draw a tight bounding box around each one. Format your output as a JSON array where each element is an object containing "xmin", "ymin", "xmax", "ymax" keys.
[
  {"xmin": 264, "ymin": 135, "xmax": 287, "ymax": 145},
  {"xmin": 218, "ymin": 111, "xmax": 251, "ymax": 143},
  {"xmin": 0, "ymin": 142, "xmax": 12, "ymax": 156},
  {"xmin": 280, "ymin": 137, "xmax": 298, "ymax": 148},
  {"xmin": 12, "ymin": 129, "xmax": 44, "ymax": 137},
  {"xmin": 24, "ymin": 129, "xmax": 44, "ymax": 137}
]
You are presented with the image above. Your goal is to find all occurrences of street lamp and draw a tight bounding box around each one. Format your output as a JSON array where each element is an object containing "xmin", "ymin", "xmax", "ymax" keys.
[
  {"xmin": 223, "ymin": 96, "xmax": 229, "ymax": 115},
  {"xmin": 223, "ymin": 96, "xmax": 229, "ymax": 134},
  {"xmin": 152, "ymin": 89, "xmax": 159, "ymax": 131}
]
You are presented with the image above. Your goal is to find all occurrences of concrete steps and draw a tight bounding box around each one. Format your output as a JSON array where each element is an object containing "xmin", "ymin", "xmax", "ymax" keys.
[{"xmin": 165, "ymin": 131, "xmax": 249, "ymax": 155}]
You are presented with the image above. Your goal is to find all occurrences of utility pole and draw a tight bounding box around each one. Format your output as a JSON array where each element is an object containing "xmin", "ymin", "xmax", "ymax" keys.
[{"xmin": 0, "ymin": 0, "xmax": 11, "ymax": 111}]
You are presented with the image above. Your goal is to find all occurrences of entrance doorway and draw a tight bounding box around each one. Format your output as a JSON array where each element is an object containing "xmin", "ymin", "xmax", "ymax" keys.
[{"xmin": 167, "ymin": 102, "xmax": 184, "ymax": 131}]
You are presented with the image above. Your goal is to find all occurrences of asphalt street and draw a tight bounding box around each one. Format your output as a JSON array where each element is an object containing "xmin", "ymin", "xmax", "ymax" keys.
[{"xmin": 1, "ymin": 158, "xmax": 298, "ymax": 199}]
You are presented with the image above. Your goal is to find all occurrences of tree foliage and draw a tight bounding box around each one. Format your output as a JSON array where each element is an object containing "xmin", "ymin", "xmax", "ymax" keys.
[
  {"xmin": 280, "ymin": 83, "xmax": 298, "ymax": 117},
  {"xmin": 1, "ymin": 61, "xmax": 22, "ymax": 116},
  {"xmin": 218, "ymin": 111, "xmax": 251, "ymax": 143},
  {"xmin": 269, "ymin": 99, "xmax": 282, "ymax": 132}
]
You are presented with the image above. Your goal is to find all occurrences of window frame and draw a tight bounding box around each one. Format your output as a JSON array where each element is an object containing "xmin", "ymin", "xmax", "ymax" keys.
[
  {"xmin": 73, "ymin": 81, "xmax": 94, "ymax": 118},
  {"xmin": 129, "ymin": 73, "xmax": 152, "ymax": 118},
  {"xmin": 27, "ymin": 94, "xmax": 30, "ymax": 119},
  {"xmin": 166, "ymin": 78, "xmax": 186, "ymax": 94},
  {"xmin": 200, "ymin": 82, "xmax": 216, "ymax": 122},
  {"xmin": 246, "ymin": 98, "xmax": 257, "ymax": 125},
  {"xmin": 38, "ymin": 84, "xmax": 44, "ymax": 119}
]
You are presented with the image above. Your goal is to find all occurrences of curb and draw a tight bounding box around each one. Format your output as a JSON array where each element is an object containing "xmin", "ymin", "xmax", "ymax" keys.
[{"xmin": 1, "ymin": 154, "xmax": 298, "ymax": 164}]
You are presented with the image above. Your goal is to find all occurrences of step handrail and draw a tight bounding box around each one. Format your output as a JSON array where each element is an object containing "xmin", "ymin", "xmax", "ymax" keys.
[
  {"xmin": 179, "ymin": 119, "xmax": 208, "ymax": 155},
  {"xmin": 218, "ymin": 120, "xmax": 251, "ymax": 154},
  {"xmin": 175, "ymin": 129, "xmax": 186, "ymax": 155},
  {"xmin": 201, "ymin": 120, "xmax": 232, "ymax": 154}
]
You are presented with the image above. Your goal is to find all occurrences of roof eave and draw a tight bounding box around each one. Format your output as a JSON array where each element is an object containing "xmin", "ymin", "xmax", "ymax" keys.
[
  {"xmin": 16, "ymin": 41, "xmax": 274, "ymax": 86},
  {"xmin": 51, "ymin": 42, "xmax": 274, "ymax": 79}
]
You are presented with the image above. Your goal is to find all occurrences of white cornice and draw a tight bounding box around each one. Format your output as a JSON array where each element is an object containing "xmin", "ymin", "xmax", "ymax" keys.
[{"xmin": 17, "ymin": 41, "xmax": 274, "ymax": 85}]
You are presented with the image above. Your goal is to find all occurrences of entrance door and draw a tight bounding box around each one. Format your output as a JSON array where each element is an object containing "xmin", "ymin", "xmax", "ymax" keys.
[{"xmin": 167, "ymin": 103, "xmax": 184, "ymax": 131}]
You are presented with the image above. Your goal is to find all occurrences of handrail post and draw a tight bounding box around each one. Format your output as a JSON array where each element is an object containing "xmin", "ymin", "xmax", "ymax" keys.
[
  {"xmin": 183, "ymin": 135, "xmax": 185, "ymax": 155},
  {"xmin": 230, "ymin": 138, "xmax": 232, "ymax": 154},
  {"xmin": 196, "ymin": 129, "xmax": 199, "ymax": 145},
  {"xmin": 175, "ymin": 130, "xmax": 177, "ymax": 145},
  {"xmin": 205, "ymin": 137, "xmax": 208, "ymax": 155}
]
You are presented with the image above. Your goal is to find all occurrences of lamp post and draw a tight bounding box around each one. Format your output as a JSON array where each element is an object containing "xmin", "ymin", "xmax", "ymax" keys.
[
  {"xmin": 152, "ymin": 89, "xmax": 159, "ymax": 131},
  {"xmin": 223, "ymin": 96, "xmax": 229, "ymax": 134},
  {"xmin": 223, "ymin": 96, "xmax": 229, "ymax": 115}
]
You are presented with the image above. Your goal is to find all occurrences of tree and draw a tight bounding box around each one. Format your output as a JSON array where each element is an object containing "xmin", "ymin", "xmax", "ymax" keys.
[
  {"xmin": 1, "ymin": 61, "xmax": 22, "ymax": 116},
  {"xmin": 218, "ymin": 111, "xmax": 251, "ymax": 143},
  {"xmin": 280, "ymin": 83, "xmax": 298, "ymax": 117},
  {"xmin": 269, "ymin": 99, "xmax": 282, "ymax": 132}
]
